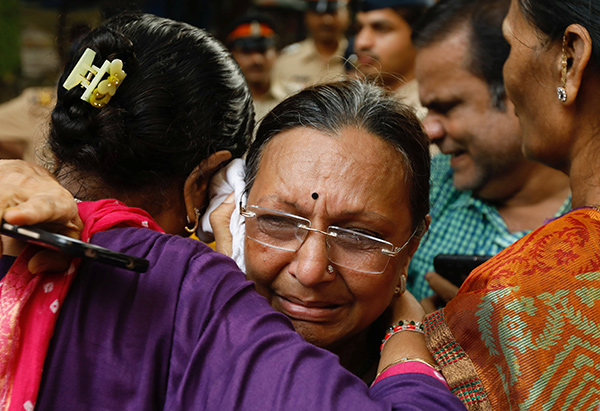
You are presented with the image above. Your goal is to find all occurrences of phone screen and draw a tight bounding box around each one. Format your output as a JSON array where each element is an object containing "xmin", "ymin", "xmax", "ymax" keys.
[{"xmin": 433, "ymin": 254, "xmax": 493, "ymax": 287}]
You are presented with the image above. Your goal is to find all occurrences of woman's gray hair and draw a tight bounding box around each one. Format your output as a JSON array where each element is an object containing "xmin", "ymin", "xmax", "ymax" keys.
[{"xmin": 245, "ymin": 79, "xmax": 430, "ymax": 234}]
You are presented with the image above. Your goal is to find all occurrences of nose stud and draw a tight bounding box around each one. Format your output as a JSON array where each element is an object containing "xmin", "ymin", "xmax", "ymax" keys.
[{"xmin": 327, "ymin": 265, "xmax": 334, "ymax": 274}]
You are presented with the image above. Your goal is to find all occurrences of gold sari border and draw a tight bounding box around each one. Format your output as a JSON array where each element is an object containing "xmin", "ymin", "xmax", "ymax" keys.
[{"xmin": 425, "ymin": 309, "xmax": 492, "ymax": 411}]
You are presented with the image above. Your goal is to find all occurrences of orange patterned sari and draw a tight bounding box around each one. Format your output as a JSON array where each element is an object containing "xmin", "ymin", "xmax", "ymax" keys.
[{"xmin": 425, "ymin": 207, "xmax": 600, "ymax": 410}]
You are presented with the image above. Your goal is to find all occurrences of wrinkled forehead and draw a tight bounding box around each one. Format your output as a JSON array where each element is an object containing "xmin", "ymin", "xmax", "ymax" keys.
[
  {"xmin": 249, "ymin": 126, "xmax": 408, "ymax": 201},
  {"xmin": 247, "ymin": 127, "xmax": 412, "ymax": 226},
  {"xmin": 262, "ymin": 125, "xmax": 406, "ymax": 164}
]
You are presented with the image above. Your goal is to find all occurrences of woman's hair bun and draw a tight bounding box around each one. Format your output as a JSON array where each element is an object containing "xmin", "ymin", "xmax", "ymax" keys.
[{"xmin": 49, "ymin": 13, "xmax": 253, "ymax": 196}]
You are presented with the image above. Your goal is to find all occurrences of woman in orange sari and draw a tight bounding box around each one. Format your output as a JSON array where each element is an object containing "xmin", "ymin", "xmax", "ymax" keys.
[{"xmin": 424, "ymin": 0, "xmax": 600, "ymax": 409}]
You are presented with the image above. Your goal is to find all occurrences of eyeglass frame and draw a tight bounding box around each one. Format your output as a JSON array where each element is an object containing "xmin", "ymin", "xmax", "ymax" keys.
[{"xmin": 239, "ymin": 203, "xmax": 418, "ymax": 273}]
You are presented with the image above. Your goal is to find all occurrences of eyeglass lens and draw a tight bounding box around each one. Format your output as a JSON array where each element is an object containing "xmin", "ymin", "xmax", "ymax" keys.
[{"xmin": 243, "ymin": 206, "xmax": 395, "ymax": 274}]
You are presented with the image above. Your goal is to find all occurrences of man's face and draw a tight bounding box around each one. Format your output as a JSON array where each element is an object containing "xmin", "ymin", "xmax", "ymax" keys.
[
  {"xmin": 416, "ymin": 28, "xmax": 525, "ymax": 199},
  {"xmin": 231, "ymin": 45, "xmax": 277, "ymax": 88},
  {"xmin": 305, "ymin": 2, "xmax": 350, "ymax": 44},
  {"xmin": 354, "ymin": 8, "xmax": 416, "ymax": 88}
]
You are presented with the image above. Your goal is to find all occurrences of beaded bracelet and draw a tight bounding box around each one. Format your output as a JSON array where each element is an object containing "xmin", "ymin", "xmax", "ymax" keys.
[{"xmin": 380, "ymin": 320, "xmax": 425, "ymax": 352}]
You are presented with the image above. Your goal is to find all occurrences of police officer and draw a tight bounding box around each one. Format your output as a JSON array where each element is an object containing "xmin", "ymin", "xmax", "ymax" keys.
[
  {"xmin": 271, "ymin": 0, "xmax": 350, "ymax": 96},
  {"xmin": 354, "ymin": 0, "xmax": 432, "ymax": 118},
  {"xmin": 225, "ymin": 14, "xmax": 285, "ymax": 120}
]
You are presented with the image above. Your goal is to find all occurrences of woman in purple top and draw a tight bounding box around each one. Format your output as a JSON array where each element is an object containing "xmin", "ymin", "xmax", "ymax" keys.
[{"xmin": 0, "ymin": 12, "xmax": 465, "ymax": 411}]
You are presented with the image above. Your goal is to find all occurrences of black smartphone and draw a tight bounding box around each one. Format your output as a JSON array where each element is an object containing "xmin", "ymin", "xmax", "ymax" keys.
[
  {"xmin": 433, "ymin": 254, "xmax": 493, "ymax": 287},
  {"xmin": 1, "ymin": 221, "xmax": 149, "ymax": 273}
]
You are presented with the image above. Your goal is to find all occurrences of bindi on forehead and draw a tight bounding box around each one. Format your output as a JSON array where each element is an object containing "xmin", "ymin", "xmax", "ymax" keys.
[{"xmin": 312, "ymin": 192, "xmax": 319, "ymax": 200}]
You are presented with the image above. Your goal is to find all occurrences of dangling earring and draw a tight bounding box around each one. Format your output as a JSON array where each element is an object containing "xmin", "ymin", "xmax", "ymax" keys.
[
  {"xmin": 184, "ymin": 207, "xmax": 201, "ymax": 233},
  {"xmin": 394, "ymin": 276, "xmax": 407, "ymax": 295},
  {"xmin": 557, "ymin": 35, "xmax": 568, "ymax": 103}
]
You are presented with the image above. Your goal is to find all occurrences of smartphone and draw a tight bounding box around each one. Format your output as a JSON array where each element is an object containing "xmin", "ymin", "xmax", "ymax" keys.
[
  {"xmin": 433, "ymin": 254, "xmax": 493, "ymax": 287},
  {"xmin": 1, "ymin": 221, "xmax": 149, "ymax": 273}
]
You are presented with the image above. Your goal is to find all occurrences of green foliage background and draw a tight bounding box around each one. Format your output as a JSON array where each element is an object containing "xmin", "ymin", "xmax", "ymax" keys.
[{"xmin": 0, "ymin": 0, "xmax": 21, "ymax": 81}]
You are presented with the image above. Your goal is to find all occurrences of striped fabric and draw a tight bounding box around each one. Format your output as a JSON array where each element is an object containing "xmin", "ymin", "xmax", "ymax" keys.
[{"xmin": 426, "ymin": 207, "xmax": 600, "ymax": 410}]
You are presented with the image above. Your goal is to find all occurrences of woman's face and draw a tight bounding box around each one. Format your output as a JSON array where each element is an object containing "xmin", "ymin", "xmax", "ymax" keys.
[
  {"xmin": 502, "ymin": 0, "xmax": 568, "ymax": 169},
  {"xmin": 244, "ymin": 126, "xmax": 417, "ymax": 349}
]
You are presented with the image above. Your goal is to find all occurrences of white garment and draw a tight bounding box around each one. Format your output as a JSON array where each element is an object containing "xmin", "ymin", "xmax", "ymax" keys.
[{"xmin": 198, "ymin": 158, "xmax": 247, "ymax": 272}]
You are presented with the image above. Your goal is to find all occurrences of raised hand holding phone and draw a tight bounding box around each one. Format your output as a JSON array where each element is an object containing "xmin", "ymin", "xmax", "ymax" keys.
[
  {"xmin": 0, "ymin": 160, "xmax": 82, "ymax": 234},
  {"xmin": 0, "ymin": 160, "xmax": 85, "ymax": 272},
  {"xmin": 421, "ymin": 254, "xmax": 493, "ymax": 312},
  {"xmin": 433, "ymin": 254, "xmax": 493, "ymax": 287}
]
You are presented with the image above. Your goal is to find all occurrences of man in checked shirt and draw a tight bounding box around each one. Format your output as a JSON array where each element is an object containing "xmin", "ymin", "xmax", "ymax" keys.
[{"xmin": 406, "ymin": 0, "xmax": 572, "ymax": 310}]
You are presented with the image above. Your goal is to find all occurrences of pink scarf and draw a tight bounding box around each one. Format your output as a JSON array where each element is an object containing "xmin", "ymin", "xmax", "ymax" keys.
[{"xmin": 0, "ymin": 200, "xmax": 163, "ymax": 411}]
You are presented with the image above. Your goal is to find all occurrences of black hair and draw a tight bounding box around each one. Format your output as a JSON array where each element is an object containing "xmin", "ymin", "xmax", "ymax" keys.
[
  {"xmin": 50, "ymin": 13, "xmax": 254, "ymax": 204},
  {"xmin": 518, "ymin": 0, "xmax": 600, "ymax": 68},
  {"xmin": 244, "ymin": 79, "xmax": 430, "ymax": 235},
  {"xmin": 412, "ymin": 0, "xmax": 511, "ymax": 110},
  {"xmin": 393, "ymin": 6, "xmax": 430, "ymax": 29}
]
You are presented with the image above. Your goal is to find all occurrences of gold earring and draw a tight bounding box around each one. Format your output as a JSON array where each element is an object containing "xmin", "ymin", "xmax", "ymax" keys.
[
  {"xmin": 557, "ymin": 35, "xmax": 568, "ymax": 102},
  {"xmin": 185, "ymin": 207, "xmax": 201, "ymax": 233}
]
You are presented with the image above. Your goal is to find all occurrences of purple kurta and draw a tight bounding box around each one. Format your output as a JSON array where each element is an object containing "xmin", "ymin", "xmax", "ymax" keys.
[{"xmin": 2, "ymin": 227, "xmax": 465, "ymax": 410}]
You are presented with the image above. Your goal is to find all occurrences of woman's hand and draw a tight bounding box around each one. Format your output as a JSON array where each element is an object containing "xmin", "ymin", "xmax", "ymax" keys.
[
  {"xmin": 0, "ymin": 160, "xmax": 82, "ymax": 233},
  {"xmin": 209, "ymin": 192, "xmax": 235, "ymax": 257},
  {"xmin": 377, "ymin": 287, "xmax": 435, "ymax": 373},
  {"xmin": 389, "ymin": 284, "xmax": 426, "ymax": 322},
  {"xmin": 0, "ymin": 160, "xmax": 82, "ymax": 272}
]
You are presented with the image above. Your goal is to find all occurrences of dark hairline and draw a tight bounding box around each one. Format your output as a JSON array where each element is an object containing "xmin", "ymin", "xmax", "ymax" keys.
[{"xmin": 412, "ymin": 0, "xmax": 510, "ymax": 110}]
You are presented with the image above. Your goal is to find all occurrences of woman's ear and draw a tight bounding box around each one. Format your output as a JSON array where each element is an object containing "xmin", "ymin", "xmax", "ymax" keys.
[
  {"xmin": 183, "ymin": 150, "xmax": 232, "ymax": 225},
  {"xmin": 563, "ymin": 24, "xmax": 593, "ymax": 104},
  {"xmin": 395, "ymin": 214, "xmax": 430, "ymax": 281},
  {"xmin": 405, "ymin": 214, "xmax": 430, "ymax": 260},
  {"xmin": 396, "ymin": 274, "xmax": 407, "ymax": 295}
]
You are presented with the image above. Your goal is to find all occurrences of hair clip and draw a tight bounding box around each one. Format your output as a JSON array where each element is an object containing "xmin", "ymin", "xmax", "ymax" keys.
[{"xmin": 62, "ymin": 48, "xmax": 127, "ymax": 109}]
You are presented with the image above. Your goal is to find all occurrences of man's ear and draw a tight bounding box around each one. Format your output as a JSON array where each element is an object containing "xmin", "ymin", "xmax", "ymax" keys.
[
  {"xmin": 183, "ymin": 150, "xmax": 232, "ymax": 223},
  {"xmin": 563, "ymin": 24, "xmax": 593, "ymax": 104}
]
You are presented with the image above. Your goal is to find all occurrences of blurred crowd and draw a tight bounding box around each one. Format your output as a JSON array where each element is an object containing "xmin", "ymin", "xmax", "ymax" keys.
[
  {"xmin": 1, "ymin": 0, "xmax": 430, "ymax": 162},
  {"xmin": 2, "ymin": 0, "xmax": 600, "ymax": 409}
]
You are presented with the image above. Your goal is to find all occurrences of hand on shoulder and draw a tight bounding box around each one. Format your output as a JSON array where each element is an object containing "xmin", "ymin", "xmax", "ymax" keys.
[{"xmin": 0, "ymin": 160, "xmax": 81, "ymax": 272}]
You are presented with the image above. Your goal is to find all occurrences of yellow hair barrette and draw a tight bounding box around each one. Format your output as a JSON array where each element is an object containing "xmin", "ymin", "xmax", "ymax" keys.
[{"xmin": 62, "ymin": 48, "xmax": 127, "ymax": 109}]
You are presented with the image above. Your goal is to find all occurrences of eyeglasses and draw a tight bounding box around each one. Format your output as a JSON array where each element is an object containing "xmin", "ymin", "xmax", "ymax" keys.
[{"xmin": 240, "ymin": 204, "xmax": 416, "ymax": 274}]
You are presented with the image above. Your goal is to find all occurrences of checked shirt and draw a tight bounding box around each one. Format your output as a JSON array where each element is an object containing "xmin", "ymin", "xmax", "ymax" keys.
[{"xmin": 407, "ymin": 154, "xmax": 571, "ymax": 301}]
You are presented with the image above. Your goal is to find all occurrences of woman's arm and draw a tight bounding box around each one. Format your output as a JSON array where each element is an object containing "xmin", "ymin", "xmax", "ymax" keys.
[
  {"xmin": 172, "ymin": 250, "xmax": 465, "ymax": 410},
  {"xmin": 378, "ymin": 290, "xmax": 436, "ymax": 372}
]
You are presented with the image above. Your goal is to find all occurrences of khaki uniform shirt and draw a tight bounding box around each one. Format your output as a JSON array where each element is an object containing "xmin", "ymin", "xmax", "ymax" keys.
[
  {"xmin": 271, "ymin": 38, "xmax": 348, "ymax": 96},
  {"xmin": 393, "ymin": 79, "xmax": 426, "ymax": 120},
  {"xmin": 253, "ymin": 86, "xmax": 286, "ymax": 122}
]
